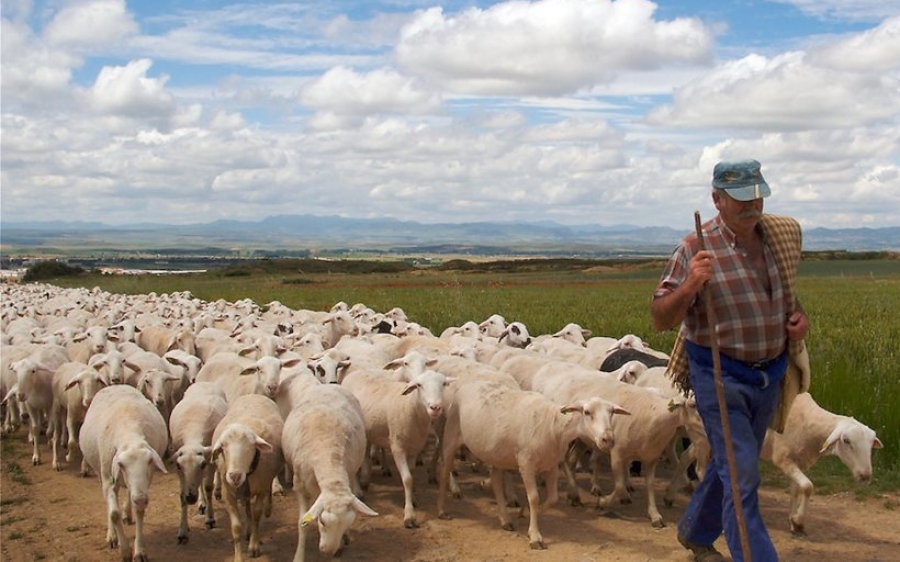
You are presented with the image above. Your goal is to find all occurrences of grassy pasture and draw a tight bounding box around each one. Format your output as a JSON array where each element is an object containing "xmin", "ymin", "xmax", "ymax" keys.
[{"xmin": 46, "ymin": 258, "xmax": 900, "ymax": 492}]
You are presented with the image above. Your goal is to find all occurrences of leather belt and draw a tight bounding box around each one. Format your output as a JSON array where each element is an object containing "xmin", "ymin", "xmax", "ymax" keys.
[{"xmin": 738, "ymin": 356, "xmax": 780, "ymax": 371}]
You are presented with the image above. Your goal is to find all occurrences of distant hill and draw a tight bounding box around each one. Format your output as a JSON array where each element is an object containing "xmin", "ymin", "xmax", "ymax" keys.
[{"xmin": 2, "ymin": 215, "xmax": 898, "ymax": 255}]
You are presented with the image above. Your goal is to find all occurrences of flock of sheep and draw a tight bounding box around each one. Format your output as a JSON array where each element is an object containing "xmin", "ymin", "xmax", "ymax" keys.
[{"xmin": 0, "ymin": 281, "xmax": 883, "ymax": 561}]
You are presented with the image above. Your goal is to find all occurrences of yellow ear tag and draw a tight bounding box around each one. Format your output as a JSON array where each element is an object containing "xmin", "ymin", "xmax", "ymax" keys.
[{"xmin": 301, "ymin": 513, "xmax": 314, "ymax": 527}]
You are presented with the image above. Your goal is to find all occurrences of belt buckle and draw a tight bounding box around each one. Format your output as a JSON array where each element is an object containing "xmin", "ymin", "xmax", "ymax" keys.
[{"xmin": 747, "ymin": 357, "xmax": 773, "ymax": 370}]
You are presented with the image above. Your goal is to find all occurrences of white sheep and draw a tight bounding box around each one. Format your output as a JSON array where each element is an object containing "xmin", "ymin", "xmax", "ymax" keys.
[
  {"xmin": 538, "ymin": 370, "xmax": 694, "ymax": 528},
  {"xmin": 168, "ymin": 381, "xmax": 229, "ymax": 544},
  {"xmin": 10, "ymin": 343, "xmax": 70, "ymax": 465},
  {"xmin": 761, "ymin": 392, "xmax": 884, "ymax": 535},
  {"xmin": 137, "ymin": 323, "xmax": 197, "ymax": 357},
  {"xmin": 497, "ymin": 321, "xmax": 532, "ymax": 348},
  {"xmin": 437, "ymin": 379, "xmax": 629, "ymax": 549},
  {"xmin": 211, "ymin": 393, "xmax": 285, "ymax": 561},
  {"xmin": 478, "ymin": 314, "xmax": 507, "ymax": 338},
  {"xmin": 282, "ymin": 383, "xmax": 379, "ymax": 561},
  {"xmin": 226, "ymin": 355, "xmax": 303, "ymax": 403},
  {"xmin": 307, "ymin": 349, "xmax": 352, "ymax": 384},
  {"xmin": 65, "ymin": 325, "xmax": 118, "ymax": 364},
  {"xmin": 48, "ymin": 361, "xmax": 108, "ymax": 474},
  {"xmin": 79, "ymin": 384, "xmax": 169, "ymax": 562},
  {"xmin": 341, "ymin": 368, "xmax": 455, "ymax": 528},
  {"xmin": 0, "ymin": 343, "xmax": 35, "ymax": 435}
]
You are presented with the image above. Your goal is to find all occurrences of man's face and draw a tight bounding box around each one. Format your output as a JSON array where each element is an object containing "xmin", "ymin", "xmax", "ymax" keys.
[{"xmin": 713, "ymin": 189, "xmax": 764, "ymax": 233}]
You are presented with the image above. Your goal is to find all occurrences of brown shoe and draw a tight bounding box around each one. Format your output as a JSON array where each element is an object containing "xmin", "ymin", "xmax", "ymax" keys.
[{"xmin": 677, "ymin": 532, "xmax": 725, "ymax": 562}]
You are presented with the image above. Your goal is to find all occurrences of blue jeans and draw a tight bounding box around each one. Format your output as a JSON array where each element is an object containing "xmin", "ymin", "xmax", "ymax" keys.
[{"xmin": 677, "ymin": 341, "xmax": 786, "ymax": 562}]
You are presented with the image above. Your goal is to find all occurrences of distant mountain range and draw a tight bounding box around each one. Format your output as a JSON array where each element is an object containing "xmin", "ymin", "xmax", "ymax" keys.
[{"xmin": 2, "ymin": 214, "xmax": 898, "ymax": 256}]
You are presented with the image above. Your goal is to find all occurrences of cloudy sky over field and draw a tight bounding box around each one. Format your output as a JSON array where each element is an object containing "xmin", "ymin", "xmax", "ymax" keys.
[{"xmin": 2, "ymin": 0, "xmax": 899, "ymax": 231}]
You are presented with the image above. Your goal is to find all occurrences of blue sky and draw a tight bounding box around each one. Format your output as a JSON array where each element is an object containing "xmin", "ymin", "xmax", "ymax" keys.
[{"xmin": 2, "ymin": 0, "xmax": 899, "ymax": 231}]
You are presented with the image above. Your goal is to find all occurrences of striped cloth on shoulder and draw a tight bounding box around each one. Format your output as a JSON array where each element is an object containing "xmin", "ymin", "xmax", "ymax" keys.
[{"xmin": 665, "ymin": 213, "xmax": 810, "ymax": 432}]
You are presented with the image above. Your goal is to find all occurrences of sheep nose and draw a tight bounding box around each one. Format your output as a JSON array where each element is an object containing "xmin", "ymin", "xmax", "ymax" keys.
[
  {"xmin": 857, "ymin": 472, "xmax": 872, "ymax": 483},
  {"xmin": 428, "ymin": 405, "xmax": 442, "ymax": 418},
  {"xmin": 227, "ymin": 471, "xmax": 245, "ymax": 487},
  {"xmin": 184, "ymin": 492, "xmax": 198, "ymax": 505},
  {"xmin": 597, "ymin": 434, "xmax": 614, "ymax": 450}
]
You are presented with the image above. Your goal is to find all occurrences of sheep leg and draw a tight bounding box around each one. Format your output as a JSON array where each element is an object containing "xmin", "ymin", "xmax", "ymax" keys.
[
  {"xmin": 561, "ymin": 444, "xmax": 584, "ymax": 506},
  {"xmin": 541, "ymin": 465, "xmax": 560, "ymax": 509},
  {"xmin": 122, "ymin": 494, "xmax": 134, "ymax": 525},
  {"xmin": 519, "ymin": 466, "xmax": 546, "ymax": 550},
  {"xmin": 201, "ymin": 466, "xmax": 216, "ymax": 529},
  {"xmin": 391, "ymin": 446, "xmax": 419, "ymax": 528},
  {"xmin": 788, "ymin": 469, "xmax": 813, "ymax": 535},
  {"xmin": 598, "ymin": 452, "xmax": 630, "ymax": 508},
  {"xmin": 644, "ymin": 460, "xmax": 665, "ymax": 527},
  {"xmin": 49, "ymin": 407, "xmax": 63, "ymax": 471},
  {"xmin": 292, "ymin": 488, "xmax": 310, "ymax": 562},
  {"xmin": 437, "ymin": 421, "xmax": 462, "ymax": 520},
  {"xmin": 132, "ymin": 501, "xmax": 148, "ymax": 562},
  {"xmin": 589, "ymin": 450, "xmax": 606, "ymax": 496},
  {"xmin": 359, "ymin": 446, "xmax": 373, "ymax": 491},
  {"xmin": 247, "ymin": 492, "xmax": 266, "ymax": 557},
  {"xmin": 489, "ymin": 467, "xmax": 514, "ymax": 532},
  {"xmin": 26, "ymin": 404, "xmax": 42, "ymax": 465},
  {"xmin": 64, "ymin": 413, "xmax": 78, "ymax": 464},
  {"xmin": 222, "ymin": 483, "xmax": 246, "ymax": 562},
  {"xmin": 102, "ymin": 477, "xmax": 131, "ymax": 561}
]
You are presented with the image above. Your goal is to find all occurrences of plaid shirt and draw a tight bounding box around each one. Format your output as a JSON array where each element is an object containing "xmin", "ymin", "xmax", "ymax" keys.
[{"xmin": 654, "ymin": 214, "xmax": 787, "ymax": 362}]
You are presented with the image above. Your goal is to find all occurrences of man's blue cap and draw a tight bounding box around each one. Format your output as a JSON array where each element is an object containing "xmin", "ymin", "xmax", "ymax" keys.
[{"xmin": 711, "ymin": 159, "xmax": 770, "ymax": 201}]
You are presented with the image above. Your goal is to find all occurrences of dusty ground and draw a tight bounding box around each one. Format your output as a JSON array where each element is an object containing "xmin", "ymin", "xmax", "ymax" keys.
[{"xmin": 2, "ymin": 430, "xmax": 898, "ymax": 562}]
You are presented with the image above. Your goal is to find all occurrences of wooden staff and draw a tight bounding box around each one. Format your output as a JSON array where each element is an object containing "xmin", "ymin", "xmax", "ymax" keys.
[{"xmin": 694, "ymin": 210, "xmax": 752, "ymax": 561}]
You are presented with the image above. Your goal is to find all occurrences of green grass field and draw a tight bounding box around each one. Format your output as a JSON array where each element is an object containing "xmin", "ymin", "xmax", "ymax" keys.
[{"xmin": 44, "ymin": 257, "xmax": 900, "ymax": 492}]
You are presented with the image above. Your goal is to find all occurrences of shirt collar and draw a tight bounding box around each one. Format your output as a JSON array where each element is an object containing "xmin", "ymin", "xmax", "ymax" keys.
[{"xmin": 713, "ymin": 214, "xmax": 766, "ymax": 250}]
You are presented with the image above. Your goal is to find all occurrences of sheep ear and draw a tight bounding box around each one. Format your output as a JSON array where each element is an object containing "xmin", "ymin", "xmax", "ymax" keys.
[
  {"xmin": 150, "ymin": 449, "xmax": 168, "ymax": 474},
  {"xmin": 111, "ymin": 452, "xmax": 123, "ymax": 483},
  {"xmin": 64, "ymin": 378, "xmax": 80, "ymax": 391},
  {"xmin": 210, "ymin": 440, "xmax": 223, "ymax": 463},
  {"xmin": 301, "ymin": 496, "xmax": 325, "ymax": 527},
  {"xmin": 383, "ymin": 358, "xmax": 402, "ymax": 370},
  {"xmin": 165, "ymin": 355, "xmax": 185, "ymax": 367},
  {"xmin": 873, "ymin": 437, "xmax": 884, "ymax": 449},
  {"xmin": 612, "ymin": 404, "xmax": 631, "ymax": 416},
  {"xmin": 353, "ymin": 496, "xmax": 379, "ymax": 517},
  {"xmin": 401, "ymin": 382, "xmax": 419, "ymax": 395},
  {"xmin": 559, "ymin": 404, "xmax": 583, "ymax": 415},
  {"xmin": 426, "ymin": 358, "xmax": 439, "ymax": 367},
  {"xmin": 819, "ymin": 427, "xmax": 841, "ymax": 454},
  {"xmin": 239, "ymin": 365, "xmax": 259, "ymax": 376},
  {"xmin": 254, "ymin": 436, "xmax": 274, "ymax": 453}
]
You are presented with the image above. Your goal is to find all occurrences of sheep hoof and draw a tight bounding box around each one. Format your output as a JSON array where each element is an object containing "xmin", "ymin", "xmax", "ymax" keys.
[
  {"xmin": 529, "ymin": 540, "xmax": 547, "ymax": 550},
  {"xmin": 404, "ymin": 518, "xmax": 419, "ymax": 529},
  {"xmin": 205, "ymin": 519, "xmax": 216, "ymax": 529},
  {"xmin": 566, "ymin": 495, "xmax": 583, "ymax": 507},
  {"xmin": 438, "ymin": 513, "xmax": 453, "ymax": 521},
  {"xmin": 501, "ymin": 523, "xmax": 515, "ymax": 532},
  {"xmin": 177, "ymin": 534, "xmax": 189, "ymax": 544},
  {"xmin": 790, "ymin": 521, "xmax": 806, "ymax": 536},
  {"xmin": 651, "ymin": 518, "xmax": 665, "ymax": 529},
  {"xmin": 619, "ymin": 497, "xmax": 632, "ymax": 505}
]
